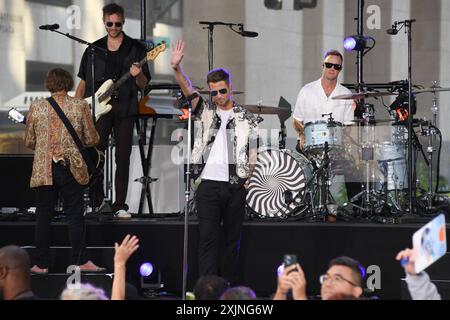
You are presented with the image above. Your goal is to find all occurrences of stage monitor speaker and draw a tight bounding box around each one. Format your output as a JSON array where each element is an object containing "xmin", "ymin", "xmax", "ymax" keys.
[
  {"xmin": 113, "ymin": 145, "xmax": 184, "ymax": 214},
  {"xmin": 0, "ymin": 155, "xmax": 35, "ymax": 208}
]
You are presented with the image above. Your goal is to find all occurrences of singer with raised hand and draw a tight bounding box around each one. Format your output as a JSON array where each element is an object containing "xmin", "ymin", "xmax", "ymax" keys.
[{"xmin": 171, "ymin": 40, "xmax": 258, "ymax": 285}]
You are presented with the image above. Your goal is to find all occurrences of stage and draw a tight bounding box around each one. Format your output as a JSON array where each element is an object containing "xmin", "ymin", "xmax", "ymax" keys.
[{"xmin": 1, "ymin": 214, "xmax": 449, "ymax": 300}]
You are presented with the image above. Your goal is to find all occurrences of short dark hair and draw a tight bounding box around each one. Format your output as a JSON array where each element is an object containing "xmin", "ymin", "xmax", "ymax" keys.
[
  {"xmin": 324, "ymin": 49, "xmax": 343, "ymax": 63},
  {"xmin": 44, "ymin": 68, "xmax": 74, "ymax": 93},
  {"xmin": 207, "ymin": 68, "xmax": 231, "ymax": 85},
  {"xmin": 0, "ymin": 245, "xmax": 31, "ymax": 275},
  {"xmin": 193, "ymin": 275, "xmax": 230, "ymax": 300},
  {"xmin": 103, "ymin": 3, "xmax": 125, "ymax": 19},
  {"xmin": 328, "ymin": 256, "xmax": 364, "ymax": 287}
]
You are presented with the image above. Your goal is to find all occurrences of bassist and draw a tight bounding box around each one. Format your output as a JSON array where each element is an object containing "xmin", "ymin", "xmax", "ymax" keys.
[{"xmin": 75, "ymin": 3, "xmax": 150, "ymax": 217}]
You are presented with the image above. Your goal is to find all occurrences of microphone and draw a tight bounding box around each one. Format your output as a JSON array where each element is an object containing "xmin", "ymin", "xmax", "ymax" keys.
[
  {"xmin": 39, "ymin": 24, "xmax": 59, "ymax": 30},
  {"xmin": 237, "ymin": 25, "xmax": 258, "ymax": 38},
  {"xmin": 238, "ymin": 30, "xmax": 259, "ymax": 37},
  {"xmin": 387, "ymin": 22, "xmax": 398, "ymax": 35}
]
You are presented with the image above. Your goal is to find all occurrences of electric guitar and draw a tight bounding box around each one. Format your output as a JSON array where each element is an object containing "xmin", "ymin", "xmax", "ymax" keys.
[
  {"xmin": 85, "ymin": 41, "xmax": 167, "ymax": 121},
  {"xmin": 8, "ymin": 108, "xmax": 105, "ymax": 185}
]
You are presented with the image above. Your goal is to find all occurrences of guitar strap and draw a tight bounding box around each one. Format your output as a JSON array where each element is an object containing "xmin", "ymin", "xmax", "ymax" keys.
[{"xmin": 46, "ymin": 97, "xmax": 96, "ymax": 175}]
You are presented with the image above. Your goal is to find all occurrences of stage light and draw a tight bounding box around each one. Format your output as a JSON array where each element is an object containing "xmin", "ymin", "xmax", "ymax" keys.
[
  {"xmin": 140, "ymin": 262, "xmax": 164, "ymax": 296},
  {"xmin": 139, "ymin": 262, "xmax": 154, "ymax": 277},
  {"xmin": 344, "ymin": 35, "xmax": 368, "ymax": 51}
]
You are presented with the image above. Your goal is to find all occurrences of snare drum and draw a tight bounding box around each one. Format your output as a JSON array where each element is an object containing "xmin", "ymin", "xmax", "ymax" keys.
[
  {"xmin": 246, "ymin": 147, "xmax": 314, "ymax": 218},
  {"xmin": 304, "ymin": 121, "xmax": 343, "ymax": 152}
]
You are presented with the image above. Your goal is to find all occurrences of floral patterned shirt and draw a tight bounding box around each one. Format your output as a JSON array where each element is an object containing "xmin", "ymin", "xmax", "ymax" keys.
[
  {"xmin": 191, "ymin": 98, "xmax": 258, "ymax": 186},
  {"xmin": 24, "ymin": 96, "xmax": 99, "ymax": 187}
]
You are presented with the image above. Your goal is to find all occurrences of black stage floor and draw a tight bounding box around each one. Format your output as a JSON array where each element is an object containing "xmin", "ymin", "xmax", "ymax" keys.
[{"xmin": 0, "ymin": 215, "xmax": 449, "ymax": 300}]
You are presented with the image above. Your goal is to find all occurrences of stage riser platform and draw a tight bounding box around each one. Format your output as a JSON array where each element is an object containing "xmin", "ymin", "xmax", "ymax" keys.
[{"xmin": 1, "ymin": 220, "xmax": 449, "ymax": 299}]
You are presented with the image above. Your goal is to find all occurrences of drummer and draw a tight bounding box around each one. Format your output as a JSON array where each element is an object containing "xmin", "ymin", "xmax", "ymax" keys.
[
  {"xmin": 292, "ymin": 49, "xmax": 354, "ymax": 149},
  {"xmin": 292, "ymin": 49, "xmax": 359, "ymax": 204}
]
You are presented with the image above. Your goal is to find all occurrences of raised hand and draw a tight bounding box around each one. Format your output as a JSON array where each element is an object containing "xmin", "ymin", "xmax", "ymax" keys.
[
  {"xmin": 289, "ymin": 263, "xmax": 307, "ymax": 300},
  {"xmin": 396, "ymin": 248, "xmax": 417, "ymax": 275},
  {"xmin": 273, "ymin": 264, "xmax": 297, "ymax": 300},
  {"xmin": 171, "ymin": 40, "xmax": 185, "ymax": 68},
  {"xmin": 114, "ymin": 234, "xmax": 140, "ymax": 267}
]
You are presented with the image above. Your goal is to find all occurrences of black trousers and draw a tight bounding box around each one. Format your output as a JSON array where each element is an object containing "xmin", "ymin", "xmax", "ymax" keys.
[
  {"xmin": 196, "ymin": 180, "xmax": 247, "ymax": 285},
  {"xmin": 34, "ymin": 162, "xmax": 87, "ymax": 268},
  {"xmin": 91, "ymin": 110, "xmax": 134, "ymax": 209}
]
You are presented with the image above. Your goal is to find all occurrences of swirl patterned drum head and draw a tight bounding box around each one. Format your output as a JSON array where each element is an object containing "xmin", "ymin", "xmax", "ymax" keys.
[{"xmin": 246, "ymin": 148, "xmax": 313, "ymax": 218}]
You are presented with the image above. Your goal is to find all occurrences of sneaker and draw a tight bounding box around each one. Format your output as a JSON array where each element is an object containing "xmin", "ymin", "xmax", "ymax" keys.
[
  {"xmin": 75, "ymin": 260, "xmax": 107, "ymax": 273},
  {"xmin": 30, "ymin": 265, "xmax": 48, "ymax": 275},
  {"xmin": 114, "ymin": 209, "xmax": 132, "ymax": 220}
]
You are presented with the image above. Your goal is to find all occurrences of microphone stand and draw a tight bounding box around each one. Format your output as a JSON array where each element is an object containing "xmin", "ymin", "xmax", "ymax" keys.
[
  {"xmin": 181, "ymin": 93, "xmax": 197, "ymax": 300},
  {"xmin": 199, "ymin": 21, "xmax": 252, "ymax": 71},
  {"xmin": 41, "ymin": 28, "xmax": 108, "ymax": 215},
  {"xmin": 406, "ymin": 20, "xmax": 416, "ymax": 215},
  {"xmin": 42, "ymin": 28, "xmax": 107, "ymax": 124}
]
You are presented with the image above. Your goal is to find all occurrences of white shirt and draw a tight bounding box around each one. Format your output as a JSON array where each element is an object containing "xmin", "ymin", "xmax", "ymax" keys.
[
  {"xmin": 293, "ymin": 78, "xmax": 354, "ymax": 125},
  {"xmin": 201, "ymin": 108, "xmax": 232, "ymax": 182}
]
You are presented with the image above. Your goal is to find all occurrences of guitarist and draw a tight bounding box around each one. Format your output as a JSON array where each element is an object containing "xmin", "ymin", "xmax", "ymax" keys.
[
  {"xmin": 75, "ymin": 3, "xmax": 151, "ymax": 218},
  {"xmin": 24, "ymin": 68, "xmax": 104, "ymax": 274}
]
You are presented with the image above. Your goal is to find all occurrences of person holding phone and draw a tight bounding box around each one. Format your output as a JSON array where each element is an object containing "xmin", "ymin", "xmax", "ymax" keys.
[{"xmin": 273, "ymin": 256, "xmax": 365, "ymax": 300}]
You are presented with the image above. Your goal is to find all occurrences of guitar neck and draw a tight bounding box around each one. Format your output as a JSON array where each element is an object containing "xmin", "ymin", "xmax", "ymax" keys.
[{"xmin": 114, "ymin": 56, "xmax": 147, "ymax": 89}]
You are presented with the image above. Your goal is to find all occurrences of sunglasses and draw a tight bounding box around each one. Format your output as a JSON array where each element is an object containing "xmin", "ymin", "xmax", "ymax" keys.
[
  {"xmin": 324, "ymin": 62, "xmax": 342, "ymax": 71},
  {"xmin": 210, "ymin": 88, "xmax": 228, "ymax": 97},
  {"xmin": 105, "ymin": 21, "xmax": 123, "ymax": 28}
]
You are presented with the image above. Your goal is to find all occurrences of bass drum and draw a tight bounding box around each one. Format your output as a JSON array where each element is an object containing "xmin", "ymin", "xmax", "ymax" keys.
[{"xmin": 246, "ymin": 147, "xmax": 314, "ymax": 218}]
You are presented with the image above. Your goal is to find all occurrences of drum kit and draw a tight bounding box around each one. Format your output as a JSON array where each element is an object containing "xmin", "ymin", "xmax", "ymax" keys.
[
  {"xmin": 245, "ymin": 84, "xmax": 450, "ymax": 222},
  {"xmin": 246, "ymin": 112, "xmax": 351, "ymax": 221}
]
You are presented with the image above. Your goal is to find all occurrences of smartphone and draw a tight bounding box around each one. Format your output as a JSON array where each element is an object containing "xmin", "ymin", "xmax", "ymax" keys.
[{"xmin": 283, "ymin": 254, "xmax": 297, "ymax": 268}]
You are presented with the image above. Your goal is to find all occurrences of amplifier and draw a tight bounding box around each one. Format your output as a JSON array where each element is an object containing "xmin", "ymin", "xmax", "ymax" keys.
[{"xmin": 0, "ymin": 155, "xmax": 35, "ymax": 208}]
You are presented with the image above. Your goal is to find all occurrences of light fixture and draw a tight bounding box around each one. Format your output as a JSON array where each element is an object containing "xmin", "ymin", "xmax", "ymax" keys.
[
  {"xmin": 139, "ymin": 262, "xmax": 164, "ymax": 297},
  {"xmin": 343, "ymin": 35, "xmax": 376, "ymax": 56},
  {"xmin": 344, "ymin": 35, "xmax": 367, "ymax": 51},
  {"xmin": 139, "ymin": 262, "xmax": 154, "ymax": 277}
]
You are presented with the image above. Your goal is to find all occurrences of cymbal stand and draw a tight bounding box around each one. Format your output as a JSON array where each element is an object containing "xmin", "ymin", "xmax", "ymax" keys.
[
  {"xmin": 349, "ymin": 104, "xmax": 385, "ymax": 215},
  {"xmin": 423, "ymin": 85, "xmax": 439, "ymax": 210}
]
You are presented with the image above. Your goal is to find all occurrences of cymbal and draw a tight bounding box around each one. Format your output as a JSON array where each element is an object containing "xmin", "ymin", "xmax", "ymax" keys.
[
  {"xmin": 332, "ymin": 91, "xmax": 397, "ymax": 100},
  {"xmin": 198, "ymin": 90, "xmax": 244, "ymax": 95},
  {"xmin": 414, "ymin": 87, "xmax": 450, "ymax": 94},
  {"xmin": 243, "ymin": 105, "xmax": 291, "ymax": 115}
]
